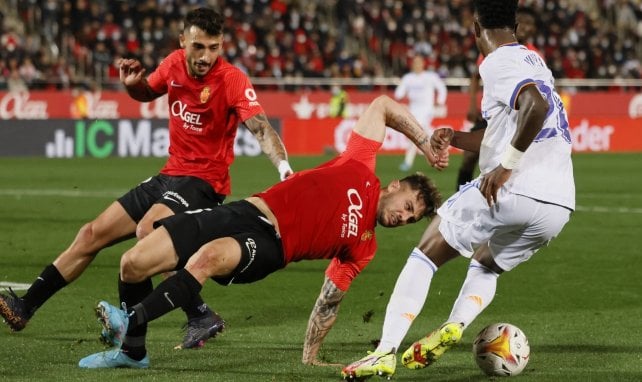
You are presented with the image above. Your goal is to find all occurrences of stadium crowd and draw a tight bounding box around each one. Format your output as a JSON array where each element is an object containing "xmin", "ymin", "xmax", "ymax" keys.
[{"xmin": 0, "ymin": 0, "xmax": 640, "ymax": 91}]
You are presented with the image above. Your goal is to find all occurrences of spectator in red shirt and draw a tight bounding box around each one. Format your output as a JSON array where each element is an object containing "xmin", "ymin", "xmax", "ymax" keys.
[
  {"xmin": 75, "ymin": 94, "xmax": 447, "ymax": 369},
  {"xmin": 0, "ymin": 7, "xmax": 293, "ymax": 351}
]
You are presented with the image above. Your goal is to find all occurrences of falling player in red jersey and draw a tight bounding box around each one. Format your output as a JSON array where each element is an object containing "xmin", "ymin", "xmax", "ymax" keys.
[
  {"xmin": 0, "ymin": 8, "xmax": 292, "ymax": 350},
  {"xmin": 75, "ymin": 95, "xmax": 447, "ymax": 369}
]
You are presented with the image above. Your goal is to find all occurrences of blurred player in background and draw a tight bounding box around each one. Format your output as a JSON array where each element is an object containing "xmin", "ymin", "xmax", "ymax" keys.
[
  {"xmin": 0, "ymin": 7, "xmax": 293, "ymax": 350},
  {"xmin": 395, "ymin": 55, "xmax": 447, "ymax": 172},
  {"xmin": 343, "ymin": 0, "xmax": 574, "ymax": 379},
  {"xmin": 457, "ymin": 6, "xmax": 539, "ymax": 190},
  {"xmin": 75, "ymin": 95, "xmax": 445, "ymax": 369}
]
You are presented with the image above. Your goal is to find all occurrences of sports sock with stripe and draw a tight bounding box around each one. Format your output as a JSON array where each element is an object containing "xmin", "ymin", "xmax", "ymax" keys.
[{"xmin": 376, "ymin": 247, "xmax": 437, "ymax": 353}]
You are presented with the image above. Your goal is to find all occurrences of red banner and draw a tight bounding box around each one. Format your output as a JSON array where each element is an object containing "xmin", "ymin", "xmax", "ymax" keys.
[{"xmin": 1, "ymin": 89, "xmax": 640, "ymax": 153}]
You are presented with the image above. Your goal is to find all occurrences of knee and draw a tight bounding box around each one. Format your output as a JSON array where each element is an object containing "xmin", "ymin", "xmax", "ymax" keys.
[
  {"xmin": 76, "ymin": 222, "xmax": 95, "ymax": 243},
  {"xmin": 188, "ymin": 241, "xmax": 237, "ymax": 278},
  {"xmin": 417, "ymin": 233, "xmax": 458, "ymax": 267},
  {"xmin": 135, "ymin": 220, "xmax": 154, "ymax": 240},
  {"xmin": 120, "ymin": 249, "xmax": 147, "ymax": 282},
  {"xmin": 71, "ymin": 222, "xmax": 102, "ymax": 256},
  {"xmin": 196, "ymin": 246, "xmax": 225, "ymax": 274}
]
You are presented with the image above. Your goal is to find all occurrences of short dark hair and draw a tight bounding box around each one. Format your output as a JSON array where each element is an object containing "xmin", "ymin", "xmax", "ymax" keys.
[
  {"xmin": 184, "ymin": 7, "xmax": 224, "ymax": 36},
  {"xmin": 474, "ymin": 0, "xmax": 518, "ymax": 30},
  {"xmin": 401, "ymin": 172, "xmax": 442, "ymax": 218}
]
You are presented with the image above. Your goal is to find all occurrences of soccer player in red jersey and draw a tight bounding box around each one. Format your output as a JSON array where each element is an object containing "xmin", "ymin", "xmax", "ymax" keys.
[
  {"xmin": 75, "ymin": 95, "xmax": 447, "ymax": 369},
  {"xmin": 457, "ymin": 6, "xmax": 540, "ymax": 189},
  {"xmin": 0, "ymin": 8, "xmax": 292, "ymax": 349}
]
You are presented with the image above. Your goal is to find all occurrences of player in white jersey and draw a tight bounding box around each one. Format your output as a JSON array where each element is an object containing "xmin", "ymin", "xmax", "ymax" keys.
[
  {"xmin": 342, "ymin": 0, "xmax": 575, "ymax": 379},
  {"xmin": 395, "ymin": 55, "xmax": 447, "ymax": 171}
]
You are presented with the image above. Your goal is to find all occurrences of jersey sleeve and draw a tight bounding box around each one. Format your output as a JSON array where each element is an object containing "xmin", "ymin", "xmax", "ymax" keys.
[
  {"xmin": 324, "ymin": 241, "xmax": 377, "ymax": 291},
  {"xmin": 225, "ymin": 69, "xmax": 264, "ymax": 122},
  {"xmin": 485, "ymin": 55, "xmax": 536, "ymax": 110},
  {"xmin": 336, "ymin": 131, "xmax": 381, "ymax": 172},
  {"xmin": 146, "ymin": 54, "xmax": 173, "ymax": 95}
]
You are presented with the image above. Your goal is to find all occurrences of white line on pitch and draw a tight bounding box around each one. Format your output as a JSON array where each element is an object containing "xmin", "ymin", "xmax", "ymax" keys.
[
  {"xmin": 0, "ymin": 282, "xmax": 31, "ymax": 291},
  {"xmin": 576, "ymin": 205, "xmax": 642, "ymax": 214},
  {"xmin": 2, "ymin": 189, "xmax": 640, "ymax": 214},
  {"xmin": 578, "ymin": 193, "xmax": 639, "ymax": 199},
  {"xmin": 0, "ymin": 189, "xmax": 123, "ymax": 198}
]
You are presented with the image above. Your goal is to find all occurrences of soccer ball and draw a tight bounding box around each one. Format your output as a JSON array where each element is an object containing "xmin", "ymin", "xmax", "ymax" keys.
[{"xmin": 472, "ymin": 323, "xmax": 530, "ymax": 376}]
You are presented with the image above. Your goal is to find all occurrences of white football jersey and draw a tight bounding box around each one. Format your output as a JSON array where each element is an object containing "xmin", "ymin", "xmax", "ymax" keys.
[
  {"xmin": 394, "ymin": 71, "xmax": 447, "ymax": 119},
  {"xmin": 479, "ymin": 43, "xmax": 575, "ymax": 210}
]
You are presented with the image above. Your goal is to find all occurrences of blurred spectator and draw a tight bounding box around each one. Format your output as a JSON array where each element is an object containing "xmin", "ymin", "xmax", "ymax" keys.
[
  {"xmin": 8, "ymin": 68, "xmax": 28, "ymax": 93},
  {"xmin": 19, "ymin": 57, "xmax": 41, "ymax": 85},
  {"xmin": 329, "ymin": 84, "xmax": 349, "ymax": 117},
  {"xmin": 0, "ymin": 0, "xmax": 639, "ymax": 91}
]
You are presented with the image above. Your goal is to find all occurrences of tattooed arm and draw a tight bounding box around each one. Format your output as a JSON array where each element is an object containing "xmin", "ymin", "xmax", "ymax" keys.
[
  {"xmin": 302, "ymin": 276, "xmax": 346, "ymax": 366},
  {"xmin": 352, "ymin": 95, "xmax": 448, "ymax": 170},
  {"xmin": 242, "ymin": 113, "xmax": 293, "ymax": 180}
]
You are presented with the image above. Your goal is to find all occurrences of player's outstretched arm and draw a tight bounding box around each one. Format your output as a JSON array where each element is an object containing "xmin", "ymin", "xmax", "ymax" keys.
[
  {"xmin": 436, "ymin": 127, "xmax": 485, "ymax": 153},
  {"xmin": 302, "ymin": 276, "xmax": 346, "ymax": 367},
  {"xmin": 352, "ymin": 95, "xmax": 446, "ymax": 168},
  {"xmin": 243, "ymin": 113, "xmax": 293, "ymax": 180}
]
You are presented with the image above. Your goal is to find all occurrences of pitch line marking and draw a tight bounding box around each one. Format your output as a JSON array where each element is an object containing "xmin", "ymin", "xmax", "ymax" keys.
[
  {"xmin": 0, "ymin": 282, "xmax": 31, "ymax": 291},
  {"xmin": 578, "ymin": 193, "xmax": 639, "ymax": 199},
  {"xmin": 0, "ymin": 189, "xmax": 123, "ymax": 198},
  {"xmin": 1, "ymin": 190, "xmax": 641, "ymax": 214},
  {"xmin": 575, "ymin": 205, "xmax": 642, "ymax": 214}
]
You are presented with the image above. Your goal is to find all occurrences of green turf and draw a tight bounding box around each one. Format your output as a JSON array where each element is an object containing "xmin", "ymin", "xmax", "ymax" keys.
[{"xmin": 0, "ymin": 153, "xmax": 641, "ymax": 381}]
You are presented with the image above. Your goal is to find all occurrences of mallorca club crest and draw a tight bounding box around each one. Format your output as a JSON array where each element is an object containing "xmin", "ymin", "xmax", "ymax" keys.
[
  {"xmin": 200, "ymin": 86, "xmax": 211, "ymax": 103},
  {"xmin": 361, "ymin": 230, "xmax": 374, "ymax": 241}
]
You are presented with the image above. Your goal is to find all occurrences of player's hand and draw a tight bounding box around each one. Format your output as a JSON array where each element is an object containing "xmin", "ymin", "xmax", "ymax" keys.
[
  {"xmin": 117, "ymin": 58, "xmax": 146, "ymax": 86},
  {"xmin": 430, "ymin": 127, "xmax": 454, "ymax": 151},
  {"xmin": 424, "ymin": 128, "xmax": 453, "ymax": 170},
  {"xmin": 432, "ymin": 149, "xmax": 450, "ymax": 170},
  {"xmin": 480, "ymin": 165, "xmax": 512, "ymax": 206}
]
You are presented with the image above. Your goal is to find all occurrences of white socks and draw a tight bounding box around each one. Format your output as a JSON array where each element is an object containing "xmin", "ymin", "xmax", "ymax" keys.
[
  {"xmin": 448, "ymin": 259, "xmax": 499, "ymax": 329},
  {"xmin": 376, "ymin": 248, "xmax": 437, "ymax": 353}
]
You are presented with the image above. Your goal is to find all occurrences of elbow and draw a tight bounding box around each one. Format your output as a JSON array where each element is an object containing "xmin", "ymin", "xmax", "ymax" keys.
[{"xmin": 372, "ymin": 94, "xmax": 393, "ymax": 107}]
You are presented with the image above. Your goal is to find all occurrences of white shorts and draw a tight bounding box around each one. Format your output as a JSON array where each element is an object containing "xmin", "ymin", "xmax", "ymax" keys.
[{"xmin": 437, "ymin": 180, "xmax": 571, "ymax": 271}]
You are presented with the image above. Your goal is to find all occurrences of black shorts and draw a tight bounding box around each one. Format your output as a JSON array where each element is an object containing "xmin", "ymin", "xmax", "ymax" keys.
[
  {"xmin": 155, "ymin": 200, "xmax": 285, "ymax": 286},
  {"xmin": 118, "ymin": 174, "xmax": 225, "ymax": 222}
]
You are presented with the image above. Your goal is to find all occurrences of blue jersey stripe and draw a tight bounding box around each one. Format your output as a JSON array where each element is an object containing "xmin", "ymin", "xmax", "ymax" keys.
[{"xmin": 510, "ymin": 78, "xmax": 536, "ymax": 109}]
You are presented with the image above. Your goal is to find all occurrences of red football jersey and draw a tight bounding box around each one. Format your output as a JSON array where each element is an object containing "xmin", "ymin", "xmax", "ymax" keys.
[
  {"xmin": 256, "ymin": 132, "xmax": 382, "ymax": 291},
  {"xmin": 147, "ymin": 50, "xmax": 264, "ymax": 195}
]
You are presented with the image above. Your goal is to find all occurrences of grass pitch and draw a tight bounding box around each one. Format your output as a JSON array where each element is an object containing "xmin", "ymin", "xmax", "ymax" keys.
[{"xmin": 0, "ymin": 153, "xmax": 640, "ymax": 381}]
